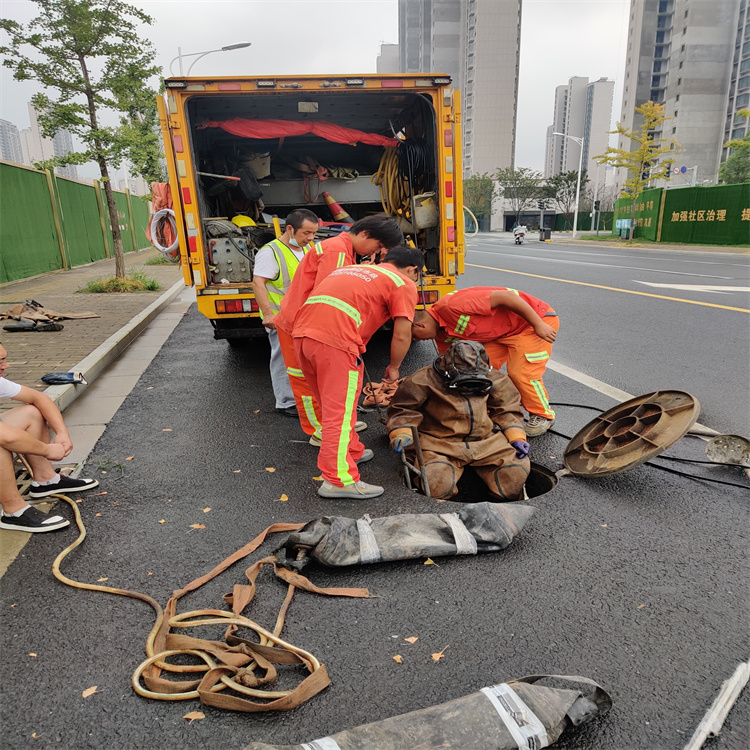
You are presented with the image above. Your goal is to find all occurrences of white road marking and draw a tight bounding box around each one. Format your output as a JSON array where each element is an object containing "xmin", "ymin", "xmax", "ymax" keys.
[
  {"xmin": 633, "ymin": 282, "xmax": 750, "ymax": 294},
  {"xmin": 467, "ymin": 249, "xmax": 734, "ymax": 279}
]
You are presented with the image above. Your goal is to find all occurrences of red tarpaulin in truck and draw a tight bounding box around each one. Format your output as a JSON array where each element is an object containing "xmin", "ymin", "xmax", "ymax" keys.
[{"xmin": 198, "ymin": 119, "xmax": 399, "ymax": 148}]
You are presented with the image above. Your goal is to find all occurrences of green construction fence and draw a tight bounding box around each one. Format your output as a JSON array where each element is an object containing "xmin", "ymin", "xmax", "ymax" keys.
[
  {"xmin": 0, "ymin": 160, "xmax": 152, "ymax": 284},
  {"xmin": 614, "ymin": 184, "xmax": 750, "ymax": 245}
]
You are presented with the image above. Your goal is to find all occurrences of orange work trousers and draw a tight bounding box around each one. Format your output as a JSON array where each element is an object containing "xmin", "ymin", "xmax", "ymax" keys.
[
  {"xmin": 277, "ymin": 324, "xmax": 322, "ymax": 440},
  {"xmin": 294, "ymin": 337, "xmax": 366, "ymax": 487}
]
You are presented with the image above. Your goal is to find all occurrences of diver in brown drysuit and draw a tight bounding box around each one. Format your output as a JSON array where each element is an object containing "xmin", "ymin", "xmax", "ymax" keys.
[{"xmin": 387, "ymin": 341, "xmax": 531, "ymax": 501}]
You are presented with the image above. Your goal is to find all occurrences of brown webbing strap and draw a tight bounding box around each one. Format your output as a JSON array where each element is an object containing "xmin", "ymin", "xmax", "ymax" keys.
[{"xmin": 138, "ymin": 523, "xmax": 370, "ymax": 712}]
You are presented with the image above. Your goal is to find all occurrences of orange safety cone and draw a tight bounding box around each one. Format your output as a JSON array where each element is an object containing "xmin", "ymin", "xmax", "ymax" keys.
[{"xmin": 322, "ymin": 192, "xmax": 354, "ymax": 224}]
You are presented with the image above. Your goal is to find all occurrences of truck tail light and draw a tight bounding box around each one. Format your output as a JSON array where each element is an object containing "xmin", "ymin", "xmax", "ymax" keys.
[
  {"xmin": 215, "ymin": 299, "xmax": 259, "ymax": 314},
  {"xmin": 417, "ymin": 290, "xmax": 439, "ymax": 305}
]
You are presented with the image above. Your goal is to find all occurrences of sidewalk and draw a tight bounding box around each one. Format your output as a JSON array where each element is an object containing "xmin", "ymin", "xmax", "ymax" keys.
[
  {"xmin": 550, "ymin": 233, "xmax": 750, "ymax": 254},
  {"xmin": 0, "ymin": 248, "xmax": 185, "ymax": 413}
]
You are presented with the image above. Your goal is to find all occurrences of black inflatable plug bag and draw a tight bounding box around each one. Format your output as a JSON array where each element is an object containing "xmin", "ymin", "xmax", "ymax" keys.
[
  {"xmin": 277, "ymin": 502, "xmax": 535, "ymax": 571},
  {"xmin": 244, "ymin": 674, "xmax": 612, "ymax": 750}
]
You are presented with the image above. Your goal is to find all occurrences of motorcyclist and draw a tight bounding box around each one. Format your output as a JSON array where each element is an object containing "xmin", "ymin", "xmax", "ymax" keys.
[
  {"xmin": 513, "ymin": 224, "xmax": 527, "ymax": 243},
  {"xmin": 386, "ymin": 341, "xmax": 530, "ymax": 501}
]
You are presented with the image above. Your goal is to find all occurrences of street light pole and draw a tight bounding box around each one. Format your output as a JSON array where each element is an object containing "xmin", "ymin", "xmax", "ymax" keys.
[
  {"xmin": 169, "ymin": 42, "xmax": 251, "ymax": 77},
  {"xmin": 552, "ymin": 131, "xmax": 584, "ymax": 238}
]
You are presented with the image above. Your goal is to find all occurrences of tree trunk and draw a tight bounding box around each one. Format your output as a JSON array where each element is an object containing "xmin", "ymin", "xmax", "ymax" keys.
[
  {"xmin": 629, "ymin": 199, "xmax": 636, "ymax": 241},
  {"xmin": 99, "ymin": 161, "xmax": 126, "ymax": 279}
]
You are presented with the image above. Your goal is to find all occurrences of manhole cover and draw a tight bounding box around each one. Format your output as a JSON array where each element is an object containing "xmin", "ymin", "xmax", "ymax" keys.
[{"xmin": 563, "ymin": 390, "xmax": 700, "ymax": 477}]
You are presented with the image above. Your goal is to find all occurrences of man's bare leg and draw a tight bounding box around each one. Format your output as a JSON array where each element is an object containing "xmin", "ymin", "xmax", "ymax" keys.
[{"xmin": 1, "ymin": 404, "xmax": 57, "ymax": 482}]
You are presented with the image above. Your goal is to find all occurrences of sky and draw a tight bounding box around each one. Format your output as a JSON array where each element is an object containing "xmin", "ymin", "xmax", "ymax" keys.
[{"xmin": 0, "ymin": 0, "xmax": 631, "ymax": 180}]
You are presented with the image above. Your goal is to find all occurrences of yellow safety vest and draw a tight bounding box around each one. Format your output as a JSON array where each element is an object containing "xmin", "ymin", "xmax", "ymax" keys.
[{"xmin": 259, "ymin": 240, "xmax": 316, "ymax": 320}]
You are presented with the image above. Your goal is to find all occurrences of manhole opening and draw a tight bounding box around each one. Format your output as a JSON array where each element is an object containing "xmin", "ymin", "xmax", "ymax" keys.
[{"xmin": 450, "ymin": 462, "xmax": 558, "ymax": 503}]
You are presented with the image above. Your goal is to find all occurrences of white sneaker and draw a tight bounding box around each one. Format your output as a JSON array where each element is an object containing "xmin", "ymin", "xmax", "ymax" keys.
[
  {"xmin": 317, "ymin": 480, "xmax": 384, "ymax": 499},
  {"xmin": 308, "ymin": 421, "xmax": 368, "ymax": 448},
  {"xmin": 356, "ymin": 449, "xmax": 374, "ymax": 464}
]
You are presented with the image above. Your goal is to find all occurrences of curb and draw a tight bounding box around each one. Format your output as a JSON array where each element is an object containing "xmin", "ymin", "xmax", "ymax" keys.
[{"xmin": 43, "ymin": 279, "xmax": 185, "ymax": 413}]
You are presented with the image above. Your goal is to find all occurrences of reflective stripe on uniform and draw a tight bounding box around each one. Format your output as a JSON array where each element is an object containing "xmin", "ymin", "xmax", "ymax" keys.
[
  {"xmin": 524, "ymin": 351, "xmax": 550, "ymax": 362},
  {"xmin": 286, "ymin": 367, "xmax": 305, "ymax": 378},
  {"xmin": 304, "ymin": 295, "xmax": 362, "ymax": 326},
  {"xmin": 262, "ymin": 239, "xmax": 305, "ymax": 317},
  {"xmin": 530, "ymin": 379, "xmax": 554, "ymax": 417},
  {"xmin": 336, "ymin": 370, "xmax": 360, "ymax": 484},
  {"xmin": 314, "ymin": 242, "xmax": 324, "ymax": 255},
  {"xmin": 506, "ymin": 288, "xmax": 520, "ymax": 295},
  {"xmin": 302, "ymin": 395, "xmax": 322, "ymax": 439},
  {"xmin": 454, "ymin": 314, "xmax": 470, "ymax": 334},
  {"xmin": 366, "ymin": 265, "xmax": 405, "ymax": 287},
  {"xmin": 336, "ymin": 252, "xmax": 346, "ymax": 268}
]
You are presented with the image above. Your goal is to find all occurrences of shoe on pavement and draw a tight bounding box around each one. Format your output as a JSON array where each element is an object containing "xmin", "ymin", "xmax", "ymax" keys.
[
  {"xmin": 317, "ymin": 480, "xmax": 384, "ymax": 499},
  {"xmin": 276, "ymin": 406, "xmax": 298, "ymax": 417},
  {"xmin": 0, "ymin": 506, "xmax": 70, "ymax": 533},
  {"xmin": 525, "ymin": 414, "xmax": 554, "ymax": 437},
  {"xmin": 308, "ymin": 421, "xmax": 368, "ymax": 447},
  {"xmin": 29, "ymin": 473, "xmax": 99, "ymax": 499},
  {"xmin": 356, "ymin": 448, "xmax": 374, "ymax": 464}
]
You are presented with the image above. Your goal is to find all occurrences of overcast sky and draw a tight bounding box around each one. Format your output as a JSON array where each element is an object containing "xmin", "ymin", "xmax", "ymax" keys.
[{"xmin": 0, "ymin": 0, "xmax": 630, "ymax": 179}]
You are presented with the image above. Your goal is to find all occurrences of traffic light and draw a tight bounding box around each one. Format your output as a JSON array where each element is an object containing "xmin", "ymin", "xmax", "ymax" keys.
[
  {"xmin": 538, "ymin": 199, "xmax": 547, "ymax": 210},
  {"xmin": 594, "ymin": 200, "xmax": 601, "ymax": 211}
]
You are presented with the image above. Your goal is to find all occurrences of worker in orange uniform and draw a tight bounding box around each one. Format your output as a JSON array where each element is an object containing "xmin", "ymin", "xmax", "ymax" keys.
[
  {"xmin": 292, "ymin": 245, "xmax": 422, "ymax": 499},
  {"xmin": 275, "ymin": 215, "xmax": 404, "ymax": 446},
  {"xmin": 411, "ymin": 286, "xmax": 559, "ymax": 437}
]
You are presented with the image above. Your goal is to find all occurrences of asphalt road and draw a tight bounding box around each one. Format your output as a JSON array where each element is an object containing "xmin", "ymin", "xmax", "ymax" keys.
[{"xmin": 1, "ymin": 236, "xmax": 748, "ymax": 750}]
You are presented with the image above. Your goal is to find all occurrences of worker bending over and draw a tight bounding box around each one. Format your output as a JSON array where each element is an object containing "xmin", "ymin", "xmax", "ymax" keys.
[
  {"xmin": 275, "ymin": 214, "xmax": 403, "ymax": 444},
  {"xmin": 387, "ymin": 341, "xmax": 531, "ymax": 501},
  {"xmin": 411, "ymin": 286, "xmax": 559, "ymax": 436},
  {"xmin": 252, "ymin": 209, "xmax": 319, "ymax": 417},
  {"xmin": 292, "ymin": 245, "xmax": 422, "ymax": 499}
]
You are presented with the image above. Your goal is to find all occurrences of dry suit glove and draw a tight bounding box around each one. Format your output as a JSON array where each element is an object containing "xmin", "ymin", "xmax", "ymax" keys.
[
  {"xmin": 389, "ymin": 428, "xmax": 414, "ymax": 453},
  {"xmin": 511, "ymin": 440, "xmax": 531, "ymax": 459}
]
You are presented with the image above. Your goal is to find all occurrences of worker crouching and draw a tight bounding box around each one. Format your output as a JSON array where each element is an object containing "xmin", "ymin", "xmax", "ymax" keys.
[{"xmin": 387, "ymin": 341, "xmax": 531, "ymax": 502}]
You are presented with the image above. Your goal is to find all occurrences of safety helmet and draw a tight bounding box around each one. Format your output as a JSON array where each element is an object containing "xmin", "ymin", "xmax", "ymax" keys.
[
  {"xmin": 231, "ymin": 215, "xmax": 256, "ymax": 227},
  {"xmin": 433, "ymin": 341, "xmax": 494, "ymax": 396}
]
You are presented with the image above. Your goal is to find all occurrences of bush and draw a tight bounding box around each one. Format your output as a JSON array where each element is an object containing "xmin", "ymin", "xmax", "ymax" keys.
[
  {"xmin": 144, "ymin": 254, "xmax": 178, "ymax": 266},
  {"xmin": 78, "ymin": 269, "xmax": 161, "ymax": 293}
]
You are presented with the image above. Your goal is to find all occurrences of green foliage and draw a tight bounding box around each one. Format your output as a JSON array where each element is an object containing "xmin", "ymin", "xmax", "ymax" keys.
[
  {"xmin": 545, "ymin": 170, "xmax": 588, "ymax": 225},
  {"xmin": 594, "ymin": 101, "xmax": 678, "ymax": 239},
  {"xmin": 718, "ymin": 109, "xmax": 750, "ymax": 185},
  {"xmin": 78, "ymin": 269, "xmax": 161, "ymax": 293},
  {"xmin": 494, "ymin": 167, "xmax": 543, "ymax": 223},
  {"xmin": 144, "ymin": 254, "xmax": 177, "ymax": 266},
  {"xmin": 463, "ymin": 173, "xmax": 497, "ymax": 218},
  {"xmin": 1, "ymin": 0, "xmax": 163, "ymax": 277}
]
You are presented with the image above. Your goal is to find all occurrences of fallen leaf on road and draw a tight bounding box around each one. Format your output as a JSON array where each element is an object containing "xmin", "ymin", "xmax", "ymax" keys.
[
  {"xmin": 166, "ymin": 499, "xmax": 173, "ymax": 503},
  {"xmin": 110, "ymin": 501, "xmax": 118, "ymax": 506},
  {"xmin": 265, "ymin": 467, "xmax": 276, "ymax": 473},
  {"xmin": 29, "ymin": 653, "xmax": 37, "ymax": 657},
  {"xmin": 233, "ymin": 470, "xmax": 241, "ymax": 474},
  {"xmin": 404, "ymin": 636, "xmax": 418, "ymax": 644},
  {"xmin": 183, "ymin": 711, "xmax": 205, "ymax": 723},
  {"xmin": 31, "ymin": 733, "xmax": 38, "ymax": 738},
  {"xmin": 601, "ymin": 524, "xmax": 608, "ymax": 528},
  {"xmin": 393, "ymin": 655, "xmax": 403, "ymax": 663},
  {"xmin": 147, "ymin": 572, "xmax": 153, "ymax": 576},
  {"xmin": 146, "ymin": 387, "xmax": 153, "ymax": 390},
  {"xmin": 313, "ymin": 475, "xmax": 323, "ymax": 481},
  {"xmin": 637, "ymin": 604, "xmax": 646, "ymax": 609},
  {"xmin": 431, "ymin": 646, "xmax": 449, "ymax": 662},
  {"xmin": 10, "ymin": 603, "xmax": 17, "ymax": 608},
  {"xmin": 162, "ymin": 429, "xmax": 172, "ymax": 432},
  {"xmin": 424, "ymin": 558, "xmax": 437, "ymax": 565},
  {"xmin": 253, "ymin": 410, "xmax": 260, "ymax": 414},
  {"xmin": 101, "ymin": 471, "xmax": 107, "ymax": 474},
  {"xmin": 97, "ymin": 577, "xmax": 108, "ymax": 582},
  {"xmin": 82, "ymin": 686, "xmax": 99, "ymax": 698},
  {"xmin": 95, "ymin": 513, "xmax": 102, "ymax": 517},
  {"xmin": 158, "ymin": 519, "xmax": 166, "ymax": 524},
  {"xmin": 126, "ymin": 456, "xmax": 134, "ymax": 461},
  {"xmin": 76, "ymin": 499, "xmax": 83, "ymax": 503},
  {"xmin": 92, "ymin": 492, "xmax": 107, "ymax": 496},
  {"xmin": 278, "ymin": 494, "xmax": 289, "ymax": 502},
  {"xmin": 202, "ymin": 507, "xmax": 211, "ymax": 513},
  {"xmin": 189, "ymin": 523, "xmax": 206, "ymax": 530}
]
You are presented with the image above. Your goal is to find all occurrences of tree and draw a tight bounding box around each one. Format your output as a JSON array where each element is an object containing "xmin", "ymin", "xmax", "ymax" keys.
[
  {"xmin": 545, "ymin": 170, "xmax": 588, "ymax": 229},
  {"xmin": 463, "ymin": 173, "xmax": 497, "ymax": 229},
  {"xmin": 594, "ymin": 101, "xmax": 677, "ymax": 240},
  {"xmin": 718, "ymin": 109, "xmax": 750, "ymax": 185},
  {"xmin": 1, "ymin": 0, "xmax": 162, "ymax": 279},
  {"xmin": 494, "ymin": 167, "xmax": 543, "ymax": 226}
]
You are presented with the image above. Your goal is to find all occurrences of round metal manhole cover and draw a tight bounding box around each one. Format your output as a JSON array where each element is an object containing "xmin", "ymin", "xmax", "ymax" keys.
[
  {"xmin": 563, "ymin": 391, "xmax": 701, "ymax": 477},
  {"xmin": 705, "ymin": 435, "xmax": 750, "ymax": 466}
]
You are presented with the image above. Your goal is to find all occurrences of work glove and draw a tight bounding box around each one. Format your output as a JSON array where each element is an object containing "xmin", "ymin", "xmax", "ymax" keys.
[
  {"xmin": 511, "ymin": 440, "xmax": 531, "ymax": 459},
  {"xmin": 389, "ymin": 428, "xmax": 414, "ymax": 453}
]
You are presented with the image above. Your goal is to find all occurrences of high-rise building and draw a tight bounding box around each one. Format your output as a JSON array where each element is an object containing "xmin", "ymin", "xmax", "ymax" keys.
[
  {"xmin": 722, "ymin": 0, "xmax": 749, "ymax": 165},
  {"xmin": 397, "ymin": 0, "xmax": 522, "ymax": 179},
  {"xmin": 0, "ymin": 119, "xmax": 24, "ymax": 164},
  {"xmin": 377, "ymin": 43, "xmax": 400, "ymax": 74},
  {"xmin": 544, "ymin": 77, "xmax": 615, "ymax": 183},
  {"xmin": 19, "ymin": 102, "xmax": 78, "ymax": 179},
  {"xmin": 618, "ymin": 0, "xmax": 739, "ymax": 187}
]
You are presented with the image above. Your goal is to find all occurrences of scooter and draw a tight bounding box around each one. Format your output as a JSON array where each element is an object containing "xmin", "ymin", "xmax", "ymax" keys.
[{"xmin": 514, "ymin": 230, "xmax": 525, "ymax": 245}]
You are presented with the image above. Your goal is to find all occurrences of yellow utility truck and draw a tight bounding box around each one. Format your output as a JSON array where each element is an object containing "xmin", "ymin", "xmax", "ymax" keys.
[{"xmin": 157, "ymin": 73, "xmax": 464, "ymax": 343}]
